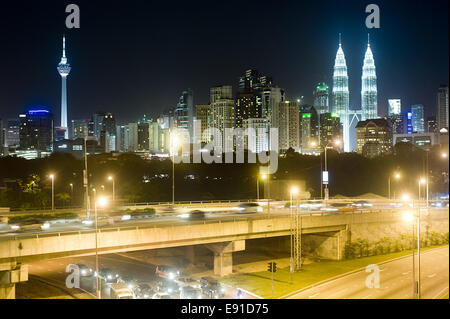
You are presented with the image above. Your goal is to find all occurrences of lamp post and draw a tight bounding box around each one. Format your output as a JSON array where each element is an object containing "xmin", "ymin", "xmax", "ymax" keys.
[
  {"xmin": 49, "ymin": 174, "xmax": 55, "ymax": 211},
  {"xmin": 257, "ymin": 173, "xmax": 267, "ymax": 201},
  {"xmin": 322, "ymin": 139, "xmax": 341, "ymax": 201},
  {"xmin": 171, "ymin": 132, "xmax": 179, "ymax": 205},
  {"xmin": 108, "ymin": 176, "xmax": 115, "ymax": 203},
  {"xmin": 388, "ymin": 172, "xmax": 401, "ymax": 200},
  {"xmin": 403, "ymin": 208, "xmax": 421, "ymax": 299},
  {"xmin": 69, "ymin": 183, "xmax": 73, "ymax": 207},
  {"xmin": 93, "ymin": 189, "xmax": 108, "ymax": 299},
  {"xmin": 289, "ymin": 186, "xmax": 299, "ymax": 283}
]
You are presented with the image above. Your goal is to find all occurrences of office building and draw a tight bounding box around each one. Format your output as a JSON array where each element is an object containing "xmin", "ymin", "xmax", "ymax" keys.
[
  {"xmin": 313, "ymin": 82, "xmax": 330, "ymax": 114},
  {"xmin": 427, "ymin": 116, "xmax": 437, "ymax": 133},
  {"xmin": 19, "ymin": 109, "xmax": 54, "ymax": 152},
  {"xmin": 437, "ymin": 85, "xmax": 449, "ymax": 130},
  {"xmin": 319, "ymin": 112, "xmax": 343, "ymax": 150},
  {"xmin": 275, "ymin": 101, "xmax": 300, "ymax": 151},
  {"xmin": 356, "ymin": 118, "xmax": 392, "ymax": 158}
]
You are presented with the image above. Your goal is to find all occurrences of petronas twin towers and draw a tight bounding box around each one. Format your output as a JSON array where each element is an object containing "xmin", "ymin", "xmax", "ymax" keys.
[{"xmin": 332, "ymin": 34, "xmax": 378, "ymax": 151}]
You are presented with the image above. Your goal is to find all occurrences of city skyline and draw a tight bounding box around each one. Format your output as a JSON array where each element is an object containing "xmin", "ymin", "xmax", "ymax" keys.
[{"xmin": 0, "ymin": 0, "xmax": 448, "ymax": 124}]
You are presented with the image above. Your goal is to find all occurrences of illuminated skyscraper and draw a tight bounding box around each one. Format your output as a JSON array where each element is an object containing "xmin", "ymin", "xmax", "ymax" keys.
[
  {"xmin": 57, "ymin": 36, "xmax": 71, "ymax": 139},
  {"xmin": 314, "ymin": 82, "xmax": 329, "ymax": 114},
  {"xmin": 361, "ymin": 35, "xmax": 378, "ymax": 120},
  {"xmin": 411, "ymin": 104, "xmax": 425, "ymax": 133},
  {"xmin": 332, "ymin": 34, "xmax": 350, "ymax": 152}
]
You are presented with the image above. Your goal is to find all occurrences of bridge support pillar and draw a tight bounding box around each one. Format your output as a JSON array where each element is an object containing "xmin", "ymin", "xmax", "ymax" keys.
[
  {"xmin": 206, "ymin": 240, "xmax": 245, "ymax": 277},
  {"xmin": 0, "ymin": 262, "xmax": 28, "ymax": 299}
]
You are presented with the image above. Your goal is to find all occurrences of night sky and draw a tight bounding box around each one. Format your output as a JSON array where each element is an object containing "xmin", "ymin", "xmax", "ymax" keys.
[{"xmin": 0, "ymin": 0, "xmax": 448, "ymax": 125}]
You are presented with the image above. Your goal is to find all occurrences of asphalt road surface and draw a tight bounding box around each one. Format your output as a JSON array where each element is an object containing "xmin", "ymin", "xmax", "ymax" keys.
[{"xmin": 286, "ymin": 246, "xmax": 449, "ymax": 299}]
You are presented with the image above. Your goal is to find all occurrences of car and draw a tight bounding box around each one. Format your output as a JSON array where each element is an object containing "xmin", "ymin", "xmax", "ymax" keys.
[
  {"xmin": 152, "ymin": 292, "xmax": 171, "ymax": 299},
  {"xmin": 175, "ymin": 277, "xmax": 200, "ymax": 288},
  {"xmin": 118, "ymin": 275, "xmax": 139, "ymax": 290},
  {"xmin": 156, "ymin": 206, "xmax": 179, "ymax": 216},
  {"xmin": 199, "ymin": 277, "xmax": 225, "ymax": 298},
  {"xmin": 299, "ymin": 201, "xmax": 324, "ymax": 211},
  {"xmin": 155, "ymin": 265, "xmax": 180, "ymax": 280},
  {"xmin": 77, "ymin": 264, "xmax": 94, "ymax": 277},
  {"xmin": 96, "ymin": 268, "xmax": 120, "ymax": 283},
  {"xmin": 110, "ymin": 283, "xmax": 135, "ymax": 299},
  {"xmin": 180, "ymin": 286, "xmax": 203, "ymax": 299},
  {"xmin": 235, "ymin": 203, "xmax": 262, "ymax": 214},
  {"xmin": 133, "ymin": 284, "xmax": 154, "ymax": 299},
  {"xmin": 156, "ymin": 280, "xmax": 180, "ymax": 295},
  {"xmin": 352, "ymin": 200, "xmax": 373, "ymax": 208},
  {"xmin": 179, "ymin": 210, "xmax": 205, "ymax": 220}
]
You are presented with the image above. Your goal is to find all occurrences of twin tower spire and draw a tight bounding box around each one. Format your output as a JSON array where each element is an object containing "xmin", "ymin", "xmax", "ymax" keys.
[
  {"xmin": 332, "ymin": 33, "xmax": 378, "ymax": 120},
  {"xmin": 332, "ymin": 33, "xmax": 378, "ymax": 152}
]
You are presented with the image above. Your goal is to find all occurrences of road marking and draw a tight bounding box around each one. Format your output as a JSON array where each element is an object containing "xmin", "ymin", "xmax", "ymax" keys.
[
  {"xmin": 308, "ymin": 293, "xmax": 320, "ymax": 298},
  {"xmin": 326, "ymin": 288, "xmax": 348, "ymax": 299},
  {"xmin": 427, "ymin": 273, "xmax": 436, "ymax": 278},
  {"xmin": 433, "ymin": 286, "xmax": 449, "ymax": 299},
  {"xmin": 402, "ymin": 271, "xmax": 411, "ymax": 275}
]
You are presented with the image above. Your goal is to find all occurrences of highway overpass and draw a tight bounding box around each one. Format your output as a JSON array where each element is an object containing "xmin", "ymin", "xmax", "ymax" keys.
[{"xmin": 0, "ymin": 207, "xmax": 448, "ymax": 298}]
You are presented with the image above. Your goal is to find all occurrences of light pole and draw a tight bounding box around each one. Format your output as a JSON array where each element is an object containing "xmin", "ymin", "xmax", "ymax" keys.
[
  {"xmin": 419, "ymin": 178, "xmax": 426, "ymax": 201},
  {"xmin": 93, "ymin": 190, "xmax": 108, "ymax": 299},
  {"xmin": 388, "ymin": 172, "xmax": 401, "ymax": 200},
  {"xmin": 257, "ymin": 173, "xmax": 267, "ymax": 201},
  {"xmin": 108, "ymin": 176, "xmax": 115, "ymax": 203},
  {"xmin": 171, "ymin": 132, "xmax": 179, "ymax": 205},
  {"xmin": 289, "ymin": 186, "xmax": 299, "ymax": 283},
  {"xmin": 50, "ymin": 174, "xmax": 55, "ymax": 211},
  {"xmin": 322, "ymin": 139, "xmax": 341, "ymax": 201},
  {"xmin": 403, "ymin": 208, "xmax": 421, "ymax": 299},
  {"xmin": 84, "ymin": 137, "xmax": 91, "ymax": 219},
  {"xmin": 69, "ymin": 183, "xmax": 73, "ymax": 207}
]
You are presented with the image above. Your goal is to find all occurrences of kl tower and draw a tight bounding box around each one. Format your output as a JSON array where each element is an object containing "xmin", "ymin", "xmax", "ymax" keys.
[{"xmin": 57, "ymin": 36, "xmax": 71, "ymax": 139}]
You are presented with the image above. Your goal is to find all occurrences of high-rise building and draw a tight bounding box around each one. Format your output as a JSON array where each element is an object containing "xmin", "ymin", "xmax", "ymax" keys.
[
  {"xmin": 406, "ymin": 111, "xmax": 413, "ymax": 134},
  {"xmin": 313, "ymin": 82, "xmax": 329, "ymax": 114},
  {"xmin": 411, "ymin": 104, "xmax": 425, "ymax": 133},
  {"xmin": 5, "ymin": 119, "xmax": 20, "ymax": 147},
  {"xmin": 149, "ymin": 122, "xmax": 160, "ymax": 153},
  {"xmin": 128, "ymin": 123, "xmax": 138, "ymax": 152},
  {"xmin": 19, "ymin": 109, "xmax": 54, "ymax": 152},
  {"xmin": 211, "ymin": 99, "xmax": 235, "ymax": 150},
  {"xmin": 361, "ymin": 36, "xmax": 378, "ymax": 120},
  {"xmin": 275, "ymin": 101, "xmax": 300, "ymax": 151},
  {"xmin": 56, "ymin": 36, "xmax": 71, "ymax": 139},
  {"xmin": 238, "ymin": 69, "xmax": 273, "ymax": 92},
  {"xmin": 261, "ymin": 87, "xmax": 285, "ymax": 123},
  {"xmin": 244, "ymin": 118, "xmax": 270, "ymax": 153},
  {"xmin": 356, "ymin": 118, "xmax": 392, "ymax": 158},
  {"xmin": 210, "ymin": 86, "xmax": 232, "ymax": 104},
  {"xmin": 71, "ymin": 119, "xmax": 89, "ymax": 140},
  {"xmin": 137, "ymin": 116, "xmax": 150, "ymax": 151},
  {"xmin": 91, "ymin": 112, "xmax": 106, "ymax": 142},
  {"xmin": 0, "ymin": 119, "xmax": 4, "ymax": 156},
  {"xmin": 437, "ymin": 85, "xmax": 449, "ymax": 130},
  {"xmin": 388, "ymin": 99, "xmax": 401, "ymax": 116},
  {"xmin": 319, "ymin": 112, "xmax": 343, "ymax": 150},
  {"xmin": 427, "ymin": 116, "xmax": 437, "ymax": 133},
  {"xmin": 174, "ymin": 89, "xmax": 194, "ymax": 140},
  {"xmin": 332, "ymin": 35, "xmax": 350, "ymax": 152},
  {"xmin": 300, "ymin": 106, "xmax": 319, "ymax": 152},
  {"xmin": 235, "ymin": 92, "xmax": 261, "ymax": 128},
  {"xmin": 195, "ymin": 104, "xmax": 212, "ymax": 143},
  {"xmin": 116, "ymin": 125, "xmax": 129, "ymax": 152}
]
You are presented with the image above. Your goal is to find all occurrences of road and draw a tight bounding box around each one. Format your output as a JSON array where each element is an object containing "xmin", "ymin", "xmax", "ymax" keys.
[{"xmin": 286, "ymin": 246, "xmax": 449, "ymax": 299}]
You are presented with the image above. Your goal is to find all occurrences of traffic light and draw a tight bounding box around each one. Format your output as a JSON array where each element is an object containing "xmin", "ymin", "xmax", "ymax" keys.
[{"xmin": 267, "ymin": 262, "xmax": 277, "ymax": 273}]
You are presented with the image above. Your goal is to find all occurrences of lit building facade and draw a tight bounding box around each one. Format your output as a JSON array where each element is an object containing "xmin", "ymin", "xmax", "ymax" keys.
[
  {"xmin": 361, "ymin": 37, "xmax": 378, "ymax": 120},
  {"xmin": 275, "ymin": 101, "xmax": 300, "ymax": 151},
  {"xmin": 313, "ymin": 82, "xmax": 329, "ymax": 114},
  {"xmin": 356, "ymin": 118, "xmax": 392, "ymax": 158},
  {"xmin": 411, "ymin": 104, "xmax": 425, "ymax": 133},
  {"xmin": 19, "ymin": 109, "xmax": 54, "ymax": 152},
  {"xmin": 437, "ymin": 85, "xmax": 449, "ymax": 130},
  {"xmin": 319, "ymin": 112, "xmax": 343, "ymax": 150}
]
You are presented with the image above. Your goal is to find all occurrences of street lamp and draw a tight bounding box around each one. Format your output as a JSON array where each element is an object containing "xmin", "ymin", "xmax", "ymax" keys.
[
  {"xmin": 171, "ymin": 132, "xmax": 179, "ymax": 204},
  {"xmin": 289, "ymin": 186, "xmax": 300, "ymax": 283},
  {"xmin": 442, "ymin": 152, "xmax": 448, "ymax": 159},
  {"xmin": 93, "ymin": 189, "xmax": 108, "ymax": 299},
  {"xmin": 403, "ymin": 210, "xmax": 421, "ymax": 299},
  {"xmin": 49, "ymin": 174, "xmax": 55, "ymax": 211},
  {"xmin": 388, "ymin": 172, "xmax": 401, "ymax": 200},
  {"xmin": 257, "ymin": 174, "xmax": 267, "ymax": 201},
  {"xmin": 108, "ymin": 176, "xmax": 115, "ymax": 203},
  {"xmin": 69, "ymin": 183, "xmax": 73, "ymax": 207},
  {"xmin": 418, "ymin": 178, "xmax": 426, "ymax": 201},
  {"xmin": 323, "ymin": 139, "xmax": 341, "ymax": 201}
]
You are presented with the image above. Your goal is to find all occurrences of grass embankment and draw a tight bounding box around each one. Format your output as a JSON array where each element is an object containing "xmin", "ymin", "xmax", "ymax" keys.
[{"xmin": 220, "ymin": 245, "xmax": 448, "ymax": 299}]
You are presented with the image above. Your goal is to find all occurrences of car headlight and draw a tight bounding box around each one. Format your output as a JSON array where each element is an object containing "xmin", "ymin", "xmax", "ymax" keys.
[
  {"xmin": 168, "ymin": 272, "xmax": 175, "ymax": 280},
  {"xmin": 220, "ymin": 288, "xmax": 225, "ymax": 293},
  {"xmin": 168, "ymin": 288, "xmax": 173, "ymax": 293},
  {"xmin": 11, "ymin": 225, "xmax": 20, "ymax": 231},
  {"xmin": 82, "ymin": 219, "xmax": 93, "ymax": 226},
  {"xmin": 107, "ymin": 275, "xmax": 112, "ymax": 279},
  {"xmin": 41, "ymin": 222, "xmax": 50, "ymax": 230},
  {"xmin": 81, "ymin": 270, "xmax": 87, "ymax": 275},
  {"xmin": 179, "ymin": 214, "xmax": 189, "ymax": 219},
  {"xmin": 144, "ymin": 294, "xmax": 149, "ymax": 298},
  {"xmin": 121, "ymin": 215, "xmax": 131, "ymax": 221},
  {"xmin": 257, "ymin": 207, "xmax": 263, "ymax": 212}
]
